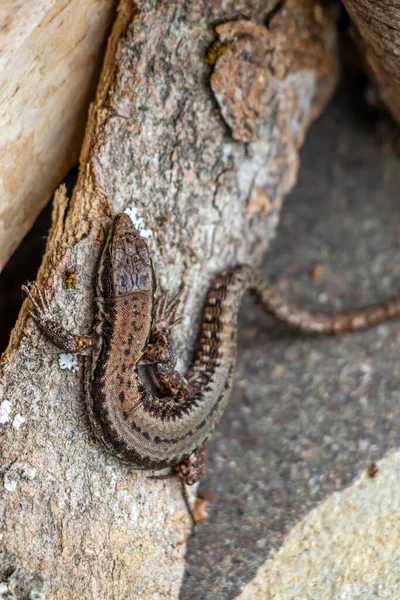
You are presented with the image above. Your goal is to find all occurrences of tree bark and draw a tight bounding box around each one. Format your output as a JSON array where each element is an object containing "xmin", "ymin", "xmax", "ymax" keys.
[
  {"xmin": 0, "ymin": 1, "xmax": 339, "ymax": 597},
  {"xmin": 342, "ymin": 0, "xmax": 400, "ymax": 125}
]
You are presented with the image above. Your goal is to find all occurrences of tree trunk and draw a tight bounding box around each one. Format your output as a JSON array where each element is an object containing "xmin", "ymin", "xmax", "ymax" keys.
[
  {"xmin": 343, "ymin": 0, "xmax": 400, "ymax": 125},
  {"xmin": 0, "ymin": 1, "xmax": 339, "ymax": 597}
]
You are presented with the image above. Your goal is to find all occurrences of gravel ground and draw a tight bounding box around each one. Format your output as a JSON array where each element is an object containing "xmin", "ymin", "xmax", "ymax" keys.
[{"xmin": 181, "ymin": 76, "xmax": 400, "ymax": 599}]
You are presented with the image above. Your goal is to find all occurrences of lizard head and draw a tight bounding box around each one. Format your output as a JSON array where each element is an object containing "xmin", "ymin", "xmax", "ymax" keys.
[{"xmin": 97, "ymin": 213, "xmax": 156, "ymax": 300}]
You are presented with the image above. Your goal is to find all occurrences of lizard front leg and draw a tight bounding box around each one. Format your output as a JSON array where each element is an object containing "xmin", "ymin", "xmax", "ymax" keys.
[{"xmin": 22, "ymin": 283, "xmax": 92, "ymax": 354}]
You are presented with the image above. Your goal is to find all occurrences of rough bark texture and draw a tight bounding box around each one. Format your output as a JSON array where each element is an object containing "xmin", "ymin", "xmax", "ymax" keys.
[
  {"xmin": 0, "ymin": 0, "xmax": 117, "ymax": 271},
  {"xmin": 342, "ymin": 0, "xmax": 400, "ymax": 125},
  {"xmin": 0, "ymin": 1, "xmax": 339, "ymax": 598}
]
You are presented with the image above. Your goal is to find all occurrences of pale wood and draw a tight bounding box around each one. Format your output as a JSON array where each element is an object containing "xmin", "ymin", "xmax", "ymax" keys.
[
  {"xmin": 0, "ymin": 0, "xmax": 117, "ymax": 270},
  {"xmin": 0, "ymin": 1, "xmax": 339, "ymax": 597}
]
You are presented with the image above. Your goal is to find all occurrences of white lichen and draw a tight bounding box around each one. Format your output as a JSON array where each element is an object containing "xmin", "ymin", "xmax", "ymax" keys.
[
  {"xmin": 4, "ymin": 474, "xmax": 17, "ymax": 492},
  {"xmin": 29, "ymin": 592, "xmax": 46, "ymax": 600},
  {"xmin": 0, "ymin": 584, "xmax": 17, "ymax": 600},
  {"xmin": 124, "ymin": 207, "xmax": 153, "ymax": 238},
  {"xmin": 0, "ymin": 400, "xmax": 11, "ymax": 424},
  {"xmin": 58, "ymin": 353, "xmax": 79, "ymax": 372},
  {"xmin": 24, "ymin": 466, "xmax": 37, "ymax": 481},
  {"xmin": 12, "ymin": 413, "xmax": 25, "ymax": 430}
]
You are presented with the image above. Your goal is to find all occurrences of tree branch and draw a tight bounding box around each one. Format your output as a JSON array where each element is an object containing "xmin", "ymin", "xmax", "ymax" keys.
[{"xmin": 0, "ymin": 1, "xmax": 339, "ymax": 597}]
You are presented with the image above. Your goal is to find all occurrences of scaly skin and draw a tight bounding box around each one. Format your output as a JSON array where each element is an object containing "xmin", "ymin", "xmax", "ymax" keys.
[{"xmin": 24, "ymin": 214, "xmax": 400, "ymax": 489}]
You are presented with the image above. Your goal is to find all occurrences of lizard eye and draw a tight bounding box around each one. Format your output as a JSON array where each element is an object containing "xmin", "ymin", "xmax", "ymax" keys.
[
  {"xmin": 138, "ymin": 273, "xmax": 149, "ymax": 288},
  {"xmin": 120, "ymin": 273, "xmax": 129, "ymax": 289}
]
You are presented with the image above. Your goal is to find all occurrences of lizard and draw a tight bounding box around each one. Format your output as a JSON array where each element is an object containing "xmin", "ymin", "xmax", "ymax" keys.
[{"xmin": 23, "ymin": 212, "xmax": 400, "ymax": 523}]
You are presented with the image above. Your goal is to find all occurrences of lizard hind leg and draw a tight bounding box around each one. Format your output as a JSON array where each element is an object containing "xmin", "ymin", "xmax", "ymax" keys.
[
  {"xmin": 149, "ymin": 442, "xmax": 208, "ymax": 530},
  {"xmin": 177, "ymin": 440, "xmax": 208, "ymax": 486},
  {"xmin": 175, "ymin": 441, "xmax": 208, "ymax": 530}
]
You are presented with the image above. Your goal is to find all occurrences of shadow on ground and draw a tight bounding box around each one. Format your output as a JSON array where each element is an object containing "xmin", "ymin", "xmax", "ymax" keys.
[{"xmin": 181, "ymin": 77, "xmax": 400, "ymax": 599}]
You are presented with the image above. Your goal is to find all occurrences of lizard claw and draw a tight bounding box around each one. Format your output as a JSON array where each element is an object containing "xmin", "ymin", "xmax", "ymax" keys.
[
  {"xmin": 22, "ymin": 282, "xmax": 54, "ymax": 322},
  {"xmin": 154, "ymin": 285, "xmax": 184, "ymax": 330}
]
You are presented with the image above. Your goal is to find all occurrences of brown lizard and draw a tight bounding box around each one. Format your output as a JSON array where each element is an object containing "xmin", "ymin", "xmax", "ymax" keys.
[{"xmin": 23, "ymin": 213, "xmax": 400, "ymax": 523}]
